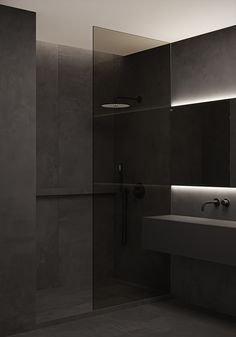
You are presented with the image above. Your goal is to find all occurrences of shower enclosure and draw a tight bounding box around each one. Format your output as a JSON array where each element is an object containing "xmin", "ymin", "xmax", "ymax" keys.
[
  {"xmin": 93, "ymin": 27, "xmax": 171, "ymax": 309},
  {"xmin": 35, "ymin": 26, "xmax": 172, "ymax": 327}
]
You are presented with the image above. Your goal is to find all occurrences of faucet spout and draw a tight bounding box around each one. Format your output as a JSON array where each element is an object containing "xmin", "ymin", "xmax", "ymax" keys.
[{"xmin": 201, "ymin": 198, "xmax": 220, "ymax": 212}]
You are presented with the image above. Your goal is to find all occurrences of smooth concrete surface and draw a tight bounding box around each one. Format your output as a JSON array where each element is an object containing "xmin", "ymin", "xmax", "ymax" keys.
[
  {"xmin": 230, "ymin": 99, "xmax": 236, "ymax": 186},
  {"xmin": 11, "ymin": 300, "xmax": 236, "ymax": 337},
  {"xmin": 170, "ymin": 100, "xmax": 230, "ymax": 187},
  {"xmin": 143, "ymin": 214, "xmax": 236, "ymax": 266},
  {"xmin": 171, "ymin": 186, "xmax": 236, "ymax": 220},
  {"xmin": 58, "ymin": 45, "xmax": 92, "ymax": 190},
  {"xmin": 37, "ymin": 42, "xmax": 92, "ymax": 192},
  {"xmin": 36, "ymin": 41, "xmax": 59, "ymax": 189},
  {"xmin": 0, "ymin": 5, "xmax": 36, "ymax": 336},
  {"xmin": 36, "ymin": 41, "xmax": 93, "ymax": 321},
  {"xmin": 171, "ymin": 256, "xmax": 236, "ymax": 317},
  {"xmin": 121, "ymin": 44, "xmax": 171, "ymax": 109},
  {"xmin": 171, "ymin": 187, "xmax": 236, "ymax": 316},
  {"xmin": 36, "ymin": 287, "xmax": 92, "ymax": 324},
  {"xmin": 146, "ymin": 214, "xmax": 236, "ymax": 228},
  {"xmin": 171, "ymin": 25, "xmax": 236, "ymax": 106},
  {"xmin": 93, "ymin": 45, "xmax": 171, "ymax": 307}
]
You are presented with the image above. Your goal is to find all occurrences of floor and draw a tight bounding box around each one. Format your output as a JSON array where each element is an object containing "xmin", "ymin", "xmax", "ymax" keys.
[
  {"xmin": 36, "ymin": 279, "xmax": 159, "ymax": 323},
  {"xmin": 36, "ymin": 287, "xmax": 92, "ymax": 324},
  {"xmin": 14, "ymin": 299, "xmax": 236, "ymax": 337},
  {"xmin": 94, "ymin": 279, "xmax": 160, "ymax": 309}
]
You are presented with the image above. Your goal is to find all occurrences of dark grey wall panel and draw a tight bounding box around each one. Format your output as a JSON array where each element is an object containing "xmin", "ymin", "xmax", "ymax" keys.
[
  {"xmin": 93, "ymin": 43, "xmax": 171, "ymax": 308},
  {"xmin": 171, "ymin": 187, "xmax": 236, "ymax": 316},
  {"xmin": 230, "ymin": 99, "xmax": 236, "ymax": 186},
  {"xmin": 115, "ymin": 185, "xmax": 170, "ymax": 290},
  {"xmin": 123, "ymin": 45, "xmax": 171, "ymax": 108},
  {"xmin": 58, "ymin": 46, "xmax": 92, "ymax": 190},
  {"xmin": 171, "ymin": 256, "xmax": 236, "ymax": 317},
  {"xmin": 36, "ymin": 42, "xmax": 93, "ymax": 319},
  {"xmin": 172, "ymin": 25, "xmax": 236, "ymax": 106},
  {"xmin": 115, "ymin": 107, "xmax": 170, "ymax": 185},
  {"xmin": 171, "ymin": 100, "xmax": 230, "ymax": 187},
  {"xmin": 93, "ymin": 195, "xmax": 114, "ymax": 285},
  {"xmin": 0, "ymin": 5, "xmax": 36, "ymax": 335},
  {"xmin": 93, "ymin": 51, "xmax": 122, "ymax": 116},
  {"xmin": 37, "ymin": 199, "xmax": 59, "ymax": 290},
  {"xmin": 36, "ymin": 42, "xmax": 59, "ymax": 189},
  {"xmin": 59, "ymin": 46, "xmax": 92, "ymax": 100},
  {"xmin": 58, "ymin": 197, "xmax": 92, "ymax": 294},
  {"xmin": 58, "ymin": 97, "xmax": 92, "ymax": 191},
  {"xmin": 37, "ymin": 43, "xmax": 92, "ymax": 192}
]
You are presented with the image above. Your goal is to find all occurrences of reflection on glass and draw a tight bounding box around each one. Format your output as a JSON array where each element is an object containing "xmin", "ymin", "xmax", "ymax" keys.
[
  {"xmin": 171, "ymin": 99, "xmax": 236, "ymax": 187},
  {"xmin": 93, "ymin": 27, "xmax": 171, "ymax": 309}
]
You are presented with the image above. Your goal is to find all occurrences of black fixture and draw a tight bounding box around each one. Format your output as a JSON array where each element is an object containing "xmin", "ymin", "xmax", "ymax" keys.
[
  {"xmin": 133, "ymin": 183, "xmax": 145, "ymax": 199},
  {"xmin": 117, "ymin": 163, "xmax": 129, "ymax": 246},
  {"xmin": 221, "ymin": 198, "xmax": 230, "ymax": 207},
  {"xmin": 201, "ymin": 198, "xmax": 220, "ymax": 212}
]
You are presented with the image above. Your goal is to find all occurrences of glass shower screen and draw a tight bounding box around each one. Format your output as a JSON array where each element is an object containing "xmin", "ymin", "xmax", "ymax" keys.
[{"xmin": 93, "ymin": 27, "xmax": 171, "ymax": 309}]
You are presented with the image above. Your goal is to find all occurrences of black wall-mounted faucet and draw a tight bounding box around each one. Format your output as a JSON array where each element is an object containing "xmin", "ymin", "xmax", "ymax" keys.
[
  {"xmin": 221, "ymin": 198, "xmax": 230, "ymax": 208},
  {"xmin": 201, "ymin": 198, "xmax": 220, "ymax": 212}
]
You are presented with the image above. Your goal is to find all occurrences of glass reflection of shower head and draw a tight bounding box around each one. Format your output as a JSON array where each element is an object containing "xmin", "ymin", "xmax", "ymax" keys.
[{"xmin": 101, "ymin": 96, "xmax": 142, "ymax": 109}]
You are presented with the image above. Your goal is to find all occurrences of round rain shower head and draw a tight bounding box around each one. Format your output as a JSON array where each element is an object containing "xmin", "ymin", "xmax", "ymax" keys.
[
  {"xmin": 101, "ymin": 103, "xmax": 130, "ymax": 109},
  {"xmin": 101, "ymin": 95, "xmax": 142, "ymax": 109}
]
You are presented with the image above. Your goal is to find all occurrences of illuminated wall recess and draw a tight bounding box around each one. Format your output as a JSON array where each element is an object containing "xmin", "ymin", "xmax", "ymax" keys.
[
  {"xmin": 171, "ymin": 185, "xmax": 236, "ymax": 192},
  {"xmin": 171, "ymin": 25, "xmax": 236, "ymax": 109},
  {"xmin": 171, "ymin": 94, "xmax": 236, "ymax": 107}
]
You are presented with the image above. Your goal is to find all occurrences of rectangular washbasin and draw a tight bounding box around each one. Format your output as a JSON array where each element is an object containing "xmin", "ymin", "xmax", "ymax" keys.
[{"xmin": 142, "ymin": 215, "xmax": 236, "ymax": 266}]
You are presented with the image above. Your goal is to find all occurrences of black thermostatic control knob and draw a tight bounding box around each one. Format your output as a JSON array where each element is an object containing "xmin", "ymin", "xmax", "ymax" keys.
[
  {"xmin": 221, "ymin": 198, "xmax": 230, "ymax": 207},
  {"xmin": 133, "ymin": 183, "xmax": 145, "ymax": 199}
]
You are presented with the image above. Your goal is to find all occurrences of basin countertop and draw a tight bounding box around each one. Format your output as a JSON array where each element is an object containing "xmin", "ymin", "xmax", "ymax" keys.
[
  {"xmin": 144, "ymin": 214, "xmax": 236, "ymax": 229},
  {"xmin": 143, "ymin": 214, "xmax": 236, "ymax": 265}
]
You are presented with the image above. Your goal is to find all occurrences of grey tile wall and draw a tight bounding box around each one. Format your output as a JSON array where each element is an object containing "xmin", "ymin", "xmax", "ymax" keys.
[{"xmin": 0, "ymin": 5, "xmax": 36, "ymax": 335}]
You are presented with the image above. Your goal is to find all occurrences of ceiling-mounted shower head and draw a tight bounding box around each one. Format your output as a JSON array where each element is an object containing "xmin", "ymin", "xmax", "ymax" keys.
[
  {"xmin": 101, "ymin": 95, "xmax": 142, "ymax": 109},
  {"xmin": 101, "ymin": 103, "xmax": 130, "ymax": 109}
]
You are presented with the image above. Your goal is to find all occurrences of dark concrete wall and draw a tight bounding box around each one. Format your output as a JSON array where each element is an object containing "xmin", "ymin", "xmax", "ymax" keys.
[
  {"xmin": 171, "ymin": 25, "xmax": 236, "ymax": 106},
  {"xmin": 0, "ymin": 5, "xmax": 36, "ymax": 336},
  {"xmin": 230, "ymin": 99, "xmax": 236, "ymax": 186},
  {"xmin": 170, "ymin": 26, "xmax": 236, "ymax": 316},
  {"xmin": 93, "ymin": 44, "xmax": 171, "ymax": 302},
  {"xmin": 36, "ymin": 42, "xmax": 92, "ymax": 311},
  {"xmin": 171, "ymin": 187, "xmax": 236, "ymax": 316},
  {"xmin": 113, "ymin": 46, "xmax": 171, "ymax": 290},
  {"xmin": 93, "ymin": 51, "xmax": 118, "ymax": 287},
  {"xmin": 121, "ymin": 45, "xmax": 171, "ymax": 109},
  {"xmin": 171, "ymin": 100, "xmax": 230, "ymax": 187},
  {"xmin": 171, "ymin": 256, "xmax": 236, "ymax": 317}
]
